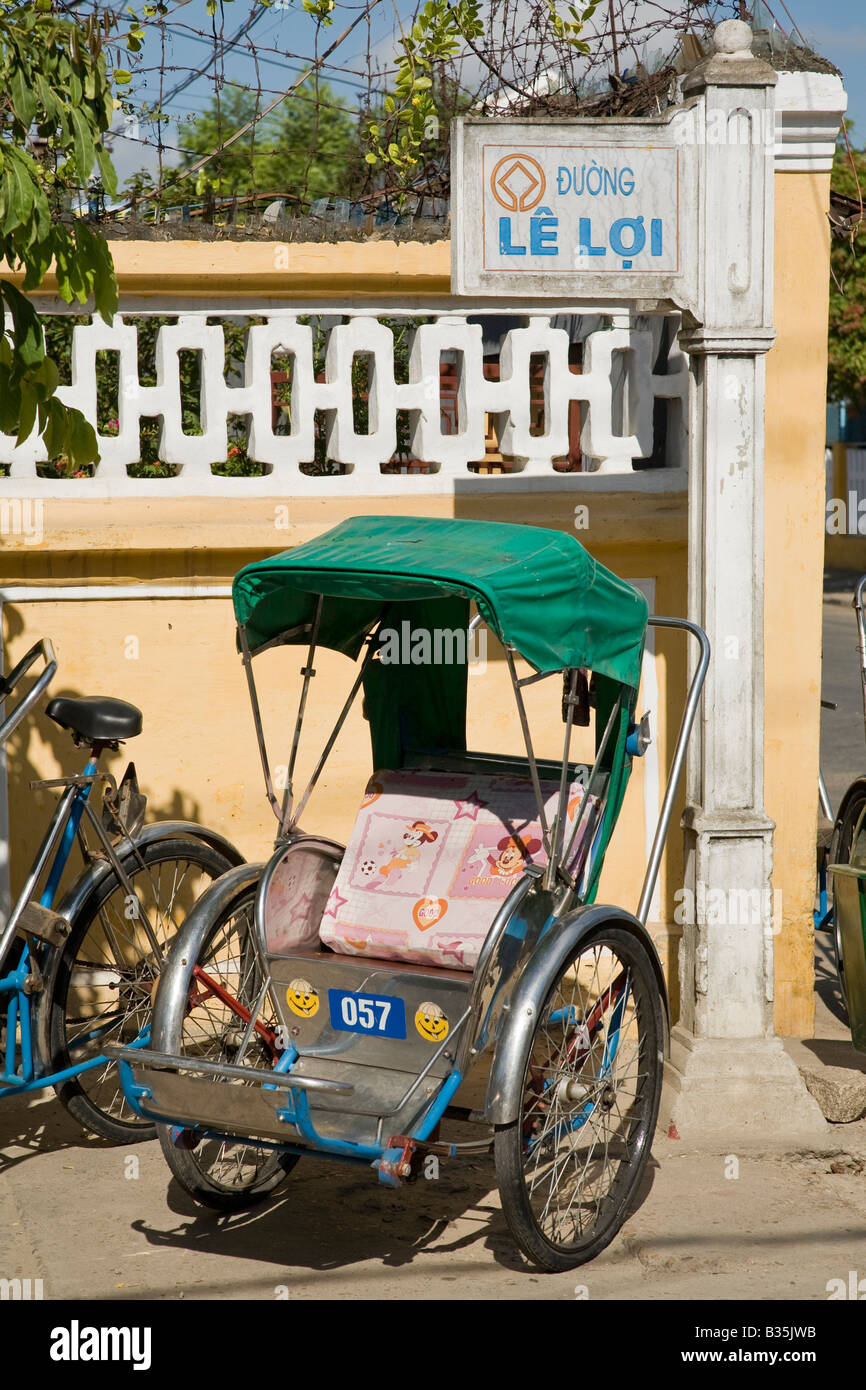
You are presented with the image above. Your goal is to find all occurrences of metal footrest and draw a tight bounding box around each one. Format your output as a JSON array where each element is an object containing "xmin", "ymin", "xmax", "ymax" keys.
[
  {"xmin": 103, "ymin": 1042, "xmax": 355, "ymax": 1094},
  {"xmin": 104, "ymin": 1042, "xmax": 356, "ymax": 1146}
]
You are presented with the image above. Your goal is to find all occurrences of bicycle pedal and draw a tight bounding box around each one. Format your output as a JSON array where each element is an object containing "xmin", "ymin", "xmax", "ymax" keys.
[{"xmin": 15, "ymin": 902, "xmax": 70, "ymax": 947}]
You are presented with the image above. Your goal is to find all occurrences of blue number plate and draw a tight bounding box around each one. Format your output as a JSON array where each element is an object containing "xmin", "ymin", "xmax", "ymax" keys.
[{"xmin": 328, "ymin": 989, "xmax": 406, "ymax": 1039}]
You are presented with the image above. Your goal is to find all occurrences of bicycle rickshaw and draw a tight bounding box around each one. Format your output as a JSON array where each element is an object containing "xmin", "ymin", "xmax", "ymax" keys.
[{"xmin": 110, "ymin": 516, "xmax": 709, "ymax": 1270}]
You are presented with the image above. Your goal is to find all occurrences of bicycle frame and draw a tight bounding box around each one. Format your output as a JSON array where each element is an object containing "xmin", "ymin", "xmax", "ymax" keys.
[{"xmin": 0, "ymin": 755, "xmax": 155, "ymax": 1096}]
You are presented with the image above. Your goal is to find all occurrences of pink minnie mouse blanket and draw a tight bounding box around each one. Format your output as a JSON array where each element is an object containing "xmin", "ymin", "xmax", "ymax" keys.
[{"xmin": 319, "ymin": 768, "xmax": 597, "ymax": 971}]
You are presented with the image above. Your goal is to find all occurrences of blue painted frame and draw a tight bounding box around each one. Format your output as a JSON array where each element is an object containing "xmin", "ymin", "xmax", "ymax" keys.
[{"xmin": 0, "ymin": 755, "xmax": 141, "ymax": 1097}]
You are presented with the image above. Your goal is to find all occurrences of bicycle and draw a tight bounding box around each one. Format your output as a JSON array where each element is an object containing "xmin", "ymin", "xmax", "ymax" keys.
[
  {"xmin": 818, "ymin": 575, "xmax": 866, "ymax": 1031},
  {"xmin": 0, "ymin": 637, "xmax": 243, "ymax": 1142}
]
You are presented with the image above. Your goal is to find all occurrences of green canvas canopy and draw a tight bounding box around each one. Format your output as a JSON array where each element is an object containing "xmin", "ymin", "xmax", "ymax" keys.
[
  {"xmin": 232, "ymin": 515, "xmax": 648, "ymax": 689},
  {"xmin": 234, "ymin": 517, "xmax": 648, "ymax": 904}
]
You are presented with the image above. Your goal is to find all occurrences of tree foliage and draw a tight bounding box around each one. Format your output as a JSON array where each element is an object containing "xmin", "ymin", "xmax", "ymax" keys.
[
  {"xmin": 365, "ymin": 0, "xmax": 600, "ymax": 181},
  {"xmin": 0, "ymin": 0, "xmax": 127, "ymax": 464},
  {"xmin": 828, "ymin": 139, "xmax": 866, "ymax": 409},
  {"xmin": 126, "ymin": 83, "xmax": 362, "ymax": 214}
]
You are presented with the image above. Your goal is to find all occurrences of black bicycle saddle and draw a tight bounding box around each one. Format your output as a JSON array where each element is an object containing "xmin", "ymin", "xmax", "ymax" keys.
[{"xmin": 45, "ymin": 696, "xmax": 143, "ymax": 743}]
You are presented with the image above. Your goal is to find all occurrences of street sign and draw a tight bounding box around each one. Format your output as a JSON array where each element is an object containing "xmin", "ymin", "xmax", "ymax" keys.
[{"xmin": 451, "ymin": 117, "xmax": 697, "ymax": 305}]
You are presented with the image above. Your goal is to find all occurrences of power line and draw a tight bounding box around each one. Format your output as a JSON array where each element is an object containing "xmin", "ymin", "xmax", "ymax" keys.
[
  {"xmin": 159, "ymin": 1, "xmax": 268, "ymax": 107},
  {"xmin": 114, "ymin": 0, "xmax": 382, "ymax": 210}
]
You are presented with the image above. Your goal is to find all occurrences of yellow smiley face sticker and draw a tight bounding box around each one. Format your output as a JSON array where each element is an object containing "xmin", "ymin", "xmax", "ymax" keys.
[
  {"xmin": 415, "ymin": 1001, "xmax": 449, "ymax": 1043},
  {"xmin": 287, "ymin": 978, "xmax": 319, "ymax": 1018}
]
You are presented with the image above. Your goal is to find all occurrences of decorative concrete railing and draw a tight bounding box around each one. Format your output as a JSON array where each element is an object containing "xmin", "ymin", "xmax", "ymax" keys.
[{"xmin": 0, "ymin": 306, "xmax": 688, "ymax": 496}]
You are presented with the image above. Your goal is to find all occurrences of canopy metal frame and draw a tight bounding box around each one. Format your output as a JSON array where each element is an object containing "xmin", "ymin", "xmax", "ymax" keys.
[{"xmin": 236, "ymin": 603, "xmax": 709, "ymax": 921}]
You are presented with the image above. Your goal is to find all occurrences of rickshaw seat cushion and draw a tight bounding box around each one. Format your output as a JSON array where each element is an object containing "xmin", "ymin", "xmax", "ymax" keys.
[{"xmin": 319, "ymin": 767, "xmax": 597, "ymax": 972}]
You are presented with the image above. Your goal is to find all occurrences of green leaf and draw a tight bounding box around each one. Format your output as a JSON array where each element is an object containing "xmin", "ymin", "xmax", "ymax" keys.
[
  {"xmin": 10, "ymin": 65, "xmax": 36, "ymax": 129},
  {"xmin": 69, "ymin": 105, "xmax": 96, "ymax": 179},
  {"xmin": 0, "ymin": 370, "xmax": 17, "ymax": 433},
  {"xmin": 20, "ymin": 240, "xmax": 53, "ymax": 294},
  {"xmin": 16, "ymin": 379, "xmax": 38, "ymax": 446},
  {"xmin": 33, "ymin": 355, "xmax": 60, "ymax": 397},
  {"xmin": 6, "ymin": 148, "xmax": 37, "ymax": 232},
  {"xmin": 95, "ymin": 142, "xmax": 118, "ymax": 199},
  {"xmin": 114, "ymin": 69, "xmax": 132, "ymax": 85},
  {"xmin": 75, "ymin": 222, "xmax": 118, "ymax": 323},
  {"xmin": 364, "ymin": 152, "xmax": 378, "ymax": 165},
  {"xmin": 67, "ymin": 407, "xmax": 99, "ymax": 465},
  {"xmin": 43, "ymin": 398, "xmax": 67, "ymax": 459},
  {"xmin": 1, "ymin": 281, "xmax": 45, "ymax": 371}
]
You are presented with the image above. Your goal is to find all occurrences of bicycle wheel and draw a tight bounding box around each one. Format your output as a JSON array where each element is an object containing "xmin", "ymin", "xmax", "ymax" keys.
[
  {"xmin": 47, "ymin": 837, "xmax": 232, "ymax": 1143},
  {"xmin": 494, "ymin": 926, "xmax": 664, "ymax": 1272},
  {"xmin": 156, "ymin": 882, "xmax": 297, "ymax": 1211}
]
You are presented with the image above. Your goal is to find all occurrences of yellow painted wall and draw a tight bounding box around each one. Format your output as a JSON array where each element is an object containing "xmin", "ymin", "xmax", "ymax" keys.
[
  {"xmin": 1, "ymin": 175, "xmax": 836, "ymax": 1035},
  {"xmin": 0, "ymin": 493, "xmax": 688, "ymax": 999},
  {"xmin": 765, "ymin": 171, "xmax": 833, "ymax": 1037}
]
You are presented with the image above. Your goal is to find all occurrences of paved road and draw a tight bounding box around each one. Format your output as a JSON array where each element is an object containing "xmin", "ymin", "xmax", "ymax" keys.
[
  {"xmin": 2, "ymin": 1088, "xmax": 866, "ymax": 1302},
  {"xmin": 821, "ymin": 573, "xmax": 866, "ymax": 815}
]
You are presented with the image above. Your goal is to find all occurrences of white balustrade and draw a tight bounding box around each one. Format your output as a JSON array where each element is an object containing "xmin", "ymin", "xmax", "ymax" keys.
[{"xmin": 0, "ymin": 307, "xmax": 688, "ymax": 494}]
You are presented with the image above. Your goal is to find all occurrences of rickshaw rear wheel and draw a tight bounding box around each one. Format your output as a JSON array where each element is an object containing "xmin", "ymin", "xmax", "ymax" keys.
[
  {"xmin": 156, "ymin": 882, "xmax": 297, "ymax": 1211},
  {"xmin": 494, "ymin": 926, "xmax": 664, "ymax": 1272}
]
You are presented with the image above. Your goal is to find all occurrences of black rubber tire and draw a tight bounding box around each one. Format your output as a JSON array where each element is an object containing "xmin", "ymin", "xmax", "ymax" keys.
[
  {"xmin": 155, "ymin": 882, "xmax": 297, "ymax": 1211},
  {"xmin": 47, "ymin": 837, "xmax": 233, "ymax": 1143},
  {"xmin": 494, "ymin": 926, "xmax": 664, "ymax": 1272},
  {"xmin": 828, "ymin": 785, "xmax": 866, "ymax": 1016}
]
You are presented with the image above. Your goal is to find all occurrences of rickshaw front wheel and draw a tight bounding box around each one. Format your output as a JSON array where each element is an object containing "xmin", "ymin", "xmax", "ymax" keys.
[
  {"xmin": 156, "ymin": 881, "xmax": 298, "ymax": 1211},
  {"xmin": 494, "ymin": 926, "xmax": 664, "ymax": 1272}
]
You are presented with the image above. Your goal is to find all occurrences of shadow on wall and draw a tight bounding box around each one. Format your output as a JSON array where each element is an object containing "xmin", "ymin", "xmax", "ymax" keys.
[{"xmin": 2, "ymin": 606, "xmax": 207, "ymax": 904}]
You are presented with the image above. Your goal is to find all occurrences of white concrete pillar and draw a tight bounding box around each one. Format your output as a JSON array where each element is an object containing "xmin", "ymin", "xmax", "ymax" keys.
[{"xmin": 664, "ymin": 21, "xmax": 827, "ymax": 1144}]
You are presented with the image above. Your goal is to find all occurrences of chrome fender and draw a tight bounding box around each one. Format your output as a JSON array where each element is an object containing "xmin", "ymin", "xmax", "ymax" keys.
[
  {"xmin": 151, "ymin": 862, "xmax": 266, "ymax": 1053},
  {"xmin": 484, "ymin": 903, "xmax": 668, "ymax": 1126},
  {"xmin": 53, "ymin": 819, "xmax": 245, "ymax": 930}
]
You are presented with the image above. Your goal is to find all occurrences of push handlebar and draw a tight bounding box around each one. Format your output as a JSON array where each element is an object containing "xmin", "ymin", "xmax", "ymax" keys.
[{"xmin": 0, "ymin": 638, "xmax": 57, "ymax": 746}]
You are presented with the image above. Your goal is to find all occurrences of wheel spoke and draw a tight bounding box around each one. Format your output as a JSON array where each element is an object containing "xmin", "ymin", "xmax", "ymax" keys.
[{"xmin": 50, "ymin": 842, "xmax": 228, "ymax": 1138}]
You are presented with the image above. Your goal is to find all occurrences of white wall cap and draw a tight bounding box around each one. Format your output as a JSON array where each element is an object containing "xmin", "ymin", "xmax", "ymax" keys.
[{"xmin": 775, "ymin": 70, "xmax": 847, "ymax": 171}]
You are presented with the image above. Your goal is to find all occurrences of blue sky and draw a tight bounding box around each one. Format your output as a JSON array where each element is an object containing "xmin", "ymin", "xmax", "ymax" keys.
[
  {"xmin": 103, "ymin": 0, "xmax": 866, "ymax": 189},
  {"xmin": 792, "ymin": 0, "xmax": 866, "ymax": 133},
  {"xmin": 105, "ymin": 0, "xmax": 406, "ymax": 184}
]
